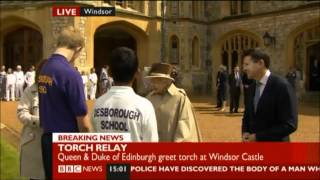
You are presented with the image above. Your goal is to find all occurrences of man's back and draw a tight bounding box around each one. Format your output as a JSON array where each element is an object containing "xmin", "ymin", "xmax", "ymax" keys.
[
  {"xmin": 92, "ymin": 86, "xmax": 158, "ymax": 142},
  {"xmin": 147, "ymin": 84, "xmax": 201, "ymax": 142},
  {"xmin": 39, "ymin": 54, "xmax": 87, "ymax": 133}
]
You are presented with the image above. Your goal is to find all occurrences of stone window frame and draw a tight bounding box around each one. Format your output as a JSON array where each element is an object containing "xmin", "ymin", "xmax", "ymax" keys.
[
  {"xmin": 221, "ymin": 33, "xmax": 259, "ymax": 72},
  {"xmin": 192, "ymin": 1, "xmax": 201, "ymax": 20},
  {"xmin": 103, "ymin": 0, "xmax": 145, "ymax": 13},
  {"xmin": 170, "ymin": 35, "xmax": 180, "ymax": 65},
  {"xmin": 169, "ymin": 1, "xmax": 180, "ymax": 18},
  {"xmin": 230, "ymin": 0, "xmax": 251, "ymax": 16}
]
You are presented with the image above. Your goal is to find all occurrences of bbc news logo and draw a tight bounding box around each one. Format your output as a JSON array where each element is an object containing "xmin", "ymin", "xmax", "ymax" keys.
[
  {"xmin": 58, "ymin": 165, "xmax": 82, "ymax": 173},
  {"xmin": 52, "ymin": 6, "xmax": 115, "ymax": 16}
]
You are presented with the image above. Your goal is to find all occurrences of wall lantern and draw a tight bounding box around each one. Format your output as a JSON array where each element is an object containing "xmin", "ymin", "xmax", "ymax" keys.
[{"xmin": 263, "ymin": 32, "xmax": 276, "ymax": 47}]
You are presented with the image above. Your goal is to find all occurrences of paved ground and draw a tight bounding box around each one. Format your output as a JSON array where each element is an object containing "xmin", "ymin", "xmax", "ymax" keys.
[{"xmin": 0, "ymin": 96, "xmax": 319, "ymax": 148}]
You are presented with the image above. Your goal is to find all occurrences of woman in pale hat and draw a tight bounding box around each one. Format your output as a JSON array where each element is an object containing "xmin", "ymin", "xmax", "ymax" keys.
[
  {"xmin": 145, "ymin": 63, "xmax": 201, "ymax": 142},
  {"xmin": 17, "ymin": 60, "xmax": 47, "ymax": 180}
]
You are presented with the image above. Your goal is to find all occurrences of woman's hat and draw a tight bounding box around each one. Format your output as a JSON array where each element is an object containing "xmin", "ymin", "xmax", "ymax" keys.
[{"xmin": 144, "ymin": 63, "xmax": 174, "ymax": 81}]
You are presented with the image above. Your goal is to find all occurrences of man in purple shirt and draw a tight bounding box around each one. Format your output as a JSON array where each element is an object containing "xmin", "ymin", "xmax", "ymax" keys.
[{"xmin": 38, "ymin": 26, "xmax": 92, "ymax": 180}]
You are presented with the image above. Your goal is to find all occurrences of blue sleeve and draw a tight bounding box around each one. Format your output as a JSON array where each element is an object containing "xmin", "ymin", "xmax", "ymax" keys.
[{"xmin": 66, "ymin": 72, "xmax": 88, "ymax": 117}]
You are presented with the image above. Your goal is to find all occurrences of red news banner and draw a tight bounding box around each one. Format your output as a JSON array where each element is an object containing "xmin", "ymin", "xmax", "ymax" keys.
[{"xmin": 53, "ymin": 133, "xmax": 320, "ymax": 180}]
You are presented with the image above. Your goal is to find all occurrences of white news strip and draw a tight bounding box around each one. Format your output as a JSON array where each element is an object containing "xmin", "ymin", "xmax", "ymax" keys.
[{"xmin": 52, "ymin": 133, "xmax": 131, "ymax": 143}]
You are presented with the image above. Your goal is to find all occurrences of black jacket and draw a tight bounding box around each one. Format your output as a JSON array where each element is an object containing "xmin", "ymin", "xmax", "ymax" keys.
[
  {"xmin": 216, "ymin": 71, "xmax": 228, "ymax": 90},
  {"xmin": 242, "ymin": 73, "xmax": 298, "ymax": 142},
  {"xmin": 229, "ymin": 72, "xmax": 242, "ymax": 92}
]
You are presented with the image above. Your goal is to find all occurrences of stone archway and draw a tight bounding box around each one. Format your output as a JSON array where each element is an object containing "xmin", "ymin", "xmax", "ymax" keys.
[
  {"xmin": 0, "ymin": 16, "xmax": 43, "ymax": 70},
  {"xmin": 3, "ymin": 26, "xmax": 43, "ymax": 71},
  {"xmin": 93, "ymin": 21, "xmax": 149, "ymax": 94},
  {"xmin": 94, "ymin": 27, "xmax": 137, "ymax": 74},
  {"xmin": 287, "ymin": 19, "xmax": 320, "ymax": 91}
]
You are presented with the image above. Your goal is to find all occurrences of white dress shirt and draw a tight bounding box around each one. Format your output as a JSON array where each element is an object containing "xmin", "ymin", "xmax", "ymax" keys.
[{"xmin": 257, "ymin": 69, "xmax": 271, "ymax": 96}]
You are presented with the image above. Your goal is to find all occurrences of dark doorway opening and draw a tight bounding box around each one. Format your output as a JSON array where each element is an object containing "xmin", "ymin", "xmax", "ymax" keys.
[
  {"xmin": 4, "ymin": 26, "xmax": 43, "ymax": 71},
  {"xmin": 307, "ymin": 42, "xmax": 320, "ymax": 91}
]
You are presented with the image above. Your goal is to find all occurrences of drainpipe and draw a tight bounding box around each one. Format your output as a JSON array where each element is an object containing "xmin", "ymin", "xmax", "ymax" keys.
[{"xmin": 160, "ymin": 0, "xmax": 166, "ymax": 62}]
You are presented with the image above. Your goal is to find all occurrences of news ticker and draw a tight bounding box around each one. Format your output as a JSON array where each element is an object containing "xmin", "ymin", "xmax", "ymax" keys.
[
  {"xmin": 53, "ymin": 133, "xmax": 320, "ymax": 180},
  {"xmin": 52, "ymin": 6, "xmax": 116, "ymax": 16}
]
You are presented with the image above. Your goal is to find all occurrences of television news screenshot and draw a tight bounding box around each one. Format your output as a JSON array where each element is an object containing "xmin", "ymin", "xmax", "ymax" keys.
[{"xmin": 0, "ymin": 0, "xmax": 319, "ymax": 180}]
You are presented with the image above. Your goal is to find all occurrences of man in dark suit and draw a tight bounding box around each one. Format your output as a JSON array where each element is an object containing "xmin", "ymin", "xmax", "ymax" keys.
[
  {"xmin": 229, "ymin": 66, "xmax": 242, "ymax": 113},
  {"xmin": 242, "ymin": 49, "xmax": 297, "ymax": 142}
]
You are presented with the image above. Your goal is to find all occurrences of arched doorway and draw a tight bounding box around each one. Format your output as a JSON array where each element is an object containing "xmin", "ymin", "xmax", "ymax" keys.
[
  {"xmin": 94, "ymin": 27, "xmax": 137, "ymax": 73},
  {"xmin": 292, "ymin": 24, "xmax": 320, "ymax": 91},
  {"xmin": 306, "ymin": 42, "xmax": 320, "ymax": 91},
  {"xmin": 94, "ymin": 23, "xmax": 138, "ymax": 93},
  {"xmin": 92, "ymin": 21, "xmax": 149, "ymax": 95},
  {"xmin": 4, "ymin": 26, "xmax": 43, "ymax": 71}
]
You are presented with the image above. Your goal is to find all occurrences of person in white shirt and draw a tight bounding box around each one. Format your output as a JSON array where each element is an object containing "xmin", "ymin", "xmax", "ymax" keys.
[
  {"xmin": 88, "ymin": 68, "xmax": 98, "ymax": 100},
  {"xmin": 0, "ymin": 65, "xmax": 6, "ymax": 100},
  {"xmin": 81, "ymin": 71, "xmax": 88, "ymax": 100},
  {"xmin": 99, "ymin": 65, "xmax": 113, "ymax": 96},
  {"xmin": 91, "ymin": 47, "xmax": 158, "ymax": 142},
  {"xmin": 25, "ymin": 65, "xmax": 35, "ymax": 87},
  {"xmin": 6, "ymin": 68, "xmax": 16, "ymax": 101},
  {"xmin": 14, "ymin": 65, "xmax": 25, "ymax": 100},
  {"xmin": 99, "ymin": 66, "xmax": 108, "ymax": 95}
]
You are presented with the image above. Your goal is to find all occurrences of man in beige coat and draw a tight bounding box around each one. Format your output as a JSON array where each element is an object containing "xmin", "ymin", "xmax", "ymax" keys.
[{"xmin": 146, "ymin": 63, "xmax": 201, "ymax": 142}]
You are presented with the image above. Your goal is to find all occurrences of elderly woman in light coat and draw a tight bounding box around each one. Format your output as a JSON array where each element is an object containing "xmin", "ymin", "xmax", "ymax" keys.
[
  {"xmin": 17, "ymin": 60, "xmax": 47, "ymax": 180},
  {"xmin": 145, "ymin": 63, "xmax": 201, "ymax": 142}
]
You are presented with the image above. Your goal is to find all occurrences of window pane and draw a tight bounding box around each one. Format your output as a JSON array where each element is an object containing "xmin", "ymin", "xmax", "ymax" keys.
[
  {"xmin": 127, "ymin": 0, "xmax": 134, "ymax": 9},
  {"xmin": 171, "ymin": 1, "xmax": 179, "ymax": 17},
  {"xmin": 230, "ymin": 1, "xmax": 238, "ymax": 15},
  {"xmin": 241, "ymin": 0, "xmax": 250, "ymax": 13}
]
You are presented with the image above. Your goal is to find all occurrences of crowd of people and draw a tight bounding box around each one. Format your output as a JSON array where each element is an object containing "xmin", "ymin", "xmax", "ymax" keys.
[
  {"xmin": 215, "ymin": 64, "xmax": 303, "ymax": 113},
  {"xmin": 0, "ymin": 64, "xmax": 115, "ymax": 102},
  {"xmin": 0, "ymin": 65, "xmax": 36, "ymax": 101}
]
